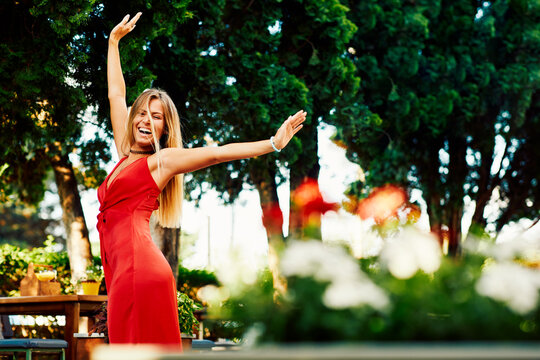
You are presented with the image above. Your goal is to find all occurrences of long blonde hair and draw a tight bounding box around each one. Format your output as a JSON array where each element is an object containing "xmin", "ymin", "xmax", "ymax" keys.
[{"xmin": 123, "ymin": 88, "xmax": 183, "ymax": 228}]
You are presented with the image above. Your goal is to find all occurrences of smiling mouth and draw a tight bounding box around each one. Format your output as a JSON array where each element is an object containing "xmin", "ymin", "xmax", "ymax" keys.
[{"xmin": 138, "ymin": 128, "xmax": 152, "ymax": 136}]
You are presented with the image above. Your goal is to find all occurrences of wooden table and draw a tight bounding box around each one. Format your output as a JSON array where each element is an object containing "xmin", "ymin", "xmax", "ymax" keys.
[{"xmin": 0, "ymin": 295, "xmax": 107, "ymax": 360}]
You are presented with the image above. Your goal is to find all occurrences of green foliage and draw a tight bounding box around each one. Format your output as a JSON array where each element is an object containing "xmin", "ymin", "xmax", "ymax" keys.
[
  {"xmin": 211, "ymin": 239, "xmax": 540, "ymax": 342},
  {"xmin": 177, "ymin": 265, "xmax": 218, "ymax": 300},
  {"xmin": 117, "ymin": 0, "xmax": 360, "ymax": 238},
  {"xmin": 362, "ymin": 255, "xmax": 532, "ymax": 341},
  {"xmin": 177, "ymin": 291, "xmax": 203, "ymax": 336},
  {"xmin": 0, "ymin": 0, "xmax": 95, "ymax": 203},
  {"xmin": 0, "ymin": 0, "xmax": 193, "ymax": 202},
  {"xmin": 330, "ymin": 0, "xmax": 540, "ymax": 248},
  {"xmin": 81, "ymin": 263, "xmax": 104, "ymax": 282},
  {"xmin": 0, "ymin": 201, "xmax": 64, "ymax": 248},
  {"xmin": 0, "ymin": 237, "xmax": 73, "ymax": 296}
]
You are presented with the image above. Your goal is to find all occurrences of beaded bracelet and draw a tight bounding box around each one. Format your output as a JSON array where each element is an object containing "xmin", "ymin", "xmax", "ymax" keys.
[{"xmin": 270, "ymin": 136, "xmax": 281, "ymax": 152}]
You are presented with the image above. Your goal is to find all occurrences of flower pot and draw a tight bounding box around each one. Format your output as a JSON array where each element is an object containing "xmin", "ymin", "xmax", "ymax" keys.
[
  {"xmin": 181, "ymin": 334, "xmax": 193, "ymax": 351},
  {"xmin": 81, "ymin": 281, "xmax": 100, "ymax": 295},
  {"xmin": 74, "ymin": 333, "xmax": 106, "ymax": 360}
]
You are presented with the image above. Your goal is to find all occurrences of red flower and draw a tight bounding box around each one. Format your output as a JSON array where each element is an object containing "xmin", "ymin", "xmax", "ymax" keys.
[
  {"xmin": 356, "ymin": 184, "xmax": 408, "ymax": 223},
  {"xmin": 293, "ymin": 179, "xmax": 338, "ymax": 221}
]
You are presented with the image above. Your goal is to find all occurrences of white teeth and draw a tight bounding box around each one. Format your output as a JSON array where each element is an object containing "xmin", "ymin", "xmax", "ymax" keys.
[{"xmin": 138, "ymin": 128, "xmax": 151, "ymax": 135}]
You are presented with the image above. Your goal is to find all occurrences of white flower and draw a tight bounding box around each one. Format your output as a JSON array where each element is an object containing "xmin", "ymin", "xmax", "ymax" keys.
[
  {"xmin": 380, "ymin": 227, "xmax": 442, "ymax": 279},
  {"xmin": 197, "ymin": 285, "xmax": 230, "ymax": 306},
  {"xmin": 323, "ymin": 279, "xmax": 389, "ymax": 310},
  {"xmin": 476, "ymin": 262, "xmax": 540, "ymax": 314},
  {"xmin": 213, "ymin": 252, "xmax": 265, "ymax": 294},
  {"xmin": 281, "ymin": 240, "xmax": 359, "ymax": 283},
  {"xmin": 241, "ymin": 323, "xmax": 265, "ymax": 347},
  {"xmin": 281, "ymin": 240, "xmax": 389, "ymax": 310},
  {"xmin": 463, "ymin": 235, "xmax": 540, "ymax": 262}
]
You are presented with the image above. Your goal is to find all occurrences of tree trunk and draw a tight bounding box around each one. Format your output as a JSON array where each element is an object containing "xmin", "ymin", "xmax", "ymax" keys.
[
  {"xmin": 445, "ymin": 136, "xmax": 467, "ymax": 256},
  {"xmin": 49, "ymin": 154, "xmax": 92, "ymax": 284},
  {"xmin": 447, "ymin": 206, "xmax": 463, "ymax": 256},
  {"xmin": 248, "ymin": 158, "xmax": 285, "ymax": 240},
  {"xmin": 253, "ymin": 173, "xmax": 284, "ymax": 240},
  {"xmin": 289, "ymin": 123, "xmax": 321, "ymax": 240},
  {"xmin": 150, "ymin": 217, "xmax": 181, "ymax": 284},
  {"xmin": 469, "ymin": 108, "xmax": 500, "ymax": 230},
  {"xmin": 250, "ymin": 161, "xmax": 286, "ymax": 294},
  {"xmin": 427, "ymin": 196, "xmax": 444, "ymax": 247}
]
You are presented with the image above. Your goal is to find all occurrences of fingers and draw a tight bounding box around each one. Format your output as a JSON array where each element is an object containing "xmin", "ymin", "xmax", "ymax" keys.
[
  {"xmin": 115, "ymin": 12, "xmax": 141, "ymax": 33},
  {"xmin": 275, "ymin": 110, "xmax": 306, "ymax": 147},
  {"xmin": 288, "ymin": 110, "xmax": 306, "ymax": 128},
  {"xmin": 127, "ymin": 12, "xmax": 142, "ymax": 28}
]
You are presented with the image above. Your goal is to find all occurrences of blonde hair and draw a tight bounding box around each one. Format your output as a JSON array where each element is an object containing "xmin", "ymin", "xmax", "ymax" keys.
[{"xmin": 123, "ymin": 88, "xmax": 183, "ymax": 228}]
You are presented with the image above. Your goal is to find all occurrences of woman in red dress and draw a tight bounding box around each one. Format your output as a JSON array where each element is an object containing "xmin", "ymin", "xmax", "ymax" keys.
[{"xmin": 97, "ymin": 13, "xmax": 306, "ymax": 346}]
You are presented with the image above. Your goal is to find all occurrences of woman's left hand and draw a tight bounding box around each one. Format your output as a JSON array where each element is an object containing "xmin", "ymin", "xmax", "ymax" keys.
[{"xmin": 273, "ymin": 110, "xmax": 307, "ymax": 150}]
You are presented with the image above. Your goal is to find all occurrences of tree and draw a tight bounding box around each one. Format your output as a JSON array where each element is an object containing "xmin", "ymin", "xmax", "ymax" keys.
[
  {"xmin": 0, "ymin": 0, "xmax": 99, "ymax": 281},
  {"xmin": 1, "ymin": 0, "xmax": 191, "ymax": 281},
  {"xmin": 143, "ymin": 0, "xmax": 358, "ymax": 244},
  {"xmin": 332, "ymin": 0, "xmax": 539, "ymax": 254},
  {"xmin": 70, "ymin": 0, "xmax": 191, "ymax": 273},
  {"xmin": 0, "ymin": 201, "xmax": 63, "ymax": 248}
]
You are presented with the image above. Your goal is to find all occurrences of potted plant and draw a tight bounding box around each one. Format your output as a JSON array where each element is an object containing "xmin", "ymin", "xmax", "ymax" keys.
[
  {"xmin": 79, "ymin": 264, "xmax": 103, "ymax": 295},
  {"xmin": 177, "ymin": 291, "xmax": 203, "ymax": 350}
]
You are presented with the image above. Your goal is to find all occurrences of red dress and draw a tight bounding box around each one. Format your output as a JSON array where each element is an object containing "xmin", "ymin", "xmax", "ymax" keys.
[{"xmin": 97, "ymin": 156, "xmax": 182, "ymax": 346}]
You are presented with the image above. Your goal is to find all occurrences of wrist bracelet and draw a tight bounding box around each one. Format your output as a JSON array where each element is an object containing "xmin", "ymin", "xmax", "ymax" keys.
[{"xmin": 270, "ymin": 136, "xmax": 281, "ymax": 152}]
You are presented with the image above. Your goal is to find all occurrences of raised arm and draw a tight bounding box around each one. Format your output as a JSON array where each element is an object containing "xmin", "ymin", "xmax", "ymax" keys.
[
  {"xmin": 107, "ymin": 13, "xmax": 142, "ymax": 157},
  {"xmin": 151, "ymin": 110, "xmax": 307, "ymax": 189}
]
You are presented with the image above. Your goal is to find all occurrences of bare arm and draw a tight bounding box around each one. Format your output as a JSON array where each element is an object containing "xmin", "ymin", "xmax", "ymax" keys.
[
  {"xmin": 151, "ymin": 110, "xmax": 307, "ymax": 188},
  {"xmin": 107, "ymin": 13, "xmax": 142, "ymax": 157},
  {"xmin": 163, "ymin": 140, "xmax": 274, "ymax": 174}
]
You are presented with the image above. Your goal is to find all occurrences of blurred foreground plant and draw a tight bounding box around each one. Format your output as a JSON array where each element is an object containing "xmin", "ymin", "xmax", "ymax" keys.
[{"xmin": 201, "ymin": 227, "xmax": 540, "ymax": 342}]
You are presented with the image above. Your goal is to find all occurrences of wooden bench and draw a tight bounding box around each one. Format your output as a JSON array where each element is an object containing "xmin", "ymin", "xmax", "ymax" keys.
[{"xmin": 0, "ymin": 339, "xmax": 68, "ymax": 360}]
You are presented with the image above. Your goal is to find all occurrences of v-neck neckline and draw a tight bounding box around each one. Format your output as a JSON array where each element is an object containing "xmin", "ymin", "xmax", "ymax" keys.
[{"xmin": 106, "ymin": 156, "xmax": 146, "ymax": 191}]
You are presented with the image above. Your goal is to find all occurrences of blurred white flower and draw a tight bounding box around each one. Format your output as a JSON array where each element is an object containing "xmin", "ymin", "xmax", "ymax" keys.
[
  {"xmin": 281, "ymin": 240, "xmax": 359, "ymax": 283},
  {"xmin": 213, "ymin": 251, "xmax": 265, "ymax": 294},
  {"xmin": 242, "ymin": 323, "xmax": 265, "ymax": 347},
  {"xmin": 476, "ymin": 262, "xmax": 540, "ymax": 315},
  {"xmin": 323, "ymin": 279, "xmax": 389, "ymax": 310},
  {"xmin": 463, "ymin": 234, "xmax": 540, "ymax": 263},
  {"xmin": 380, "ymin": 227, "xmax": 442, "ymax": 279},
  {"xmin": 281, "ymin": 240, "xmax": 389, "ymax": 310},
  {"xmin": 198, "ymin": 284, "xmax": 230, "ymax": 306}
]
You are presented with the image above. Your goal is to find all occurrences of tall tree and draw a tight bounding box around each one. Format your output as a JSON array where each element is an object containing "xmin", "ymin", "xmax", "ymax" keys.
[
  {"xmin": 332, "ymin": 0, "xmax": 539, "ymax": 254},
  {"xmin": 70, "ymin": 0, "xmax": 191, "ymax": 271},
  {"xmin": 144, "ymin": 0, "xmax": 358, "ymax": 243},
  {"xmin": 1, "ymin": 0, "xmax": 191, "ymax": 281},
  {"xmin": 0, "ymin": 0, "xmax": 99, "ymax": 281}
]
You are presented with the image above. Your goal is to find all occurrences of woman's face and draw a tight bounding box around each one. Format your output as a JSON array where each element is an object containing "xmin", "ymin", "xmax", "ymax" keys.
[{"xmin": 132, "ymin": 98, "xmax": 165, "ymax": 149}]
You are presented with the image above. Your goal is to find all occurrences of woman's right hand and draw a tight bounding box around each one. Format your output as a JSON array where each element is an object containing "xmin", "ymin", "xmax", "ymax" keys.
[{"xmin": 109, "ymin": 12, "xmax": 142, "ymax": 45}]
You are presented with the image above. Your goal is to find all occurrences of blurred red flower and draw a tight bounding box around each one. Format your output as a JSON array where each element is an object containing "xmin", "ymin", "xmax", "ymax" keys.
[
  {"xmin": 356, "ymin": 184, "xmax": 408, "ymax": 223},
  {"xmin": 293, "ymin": 179, "xmax": 338, "ymax": 221}
]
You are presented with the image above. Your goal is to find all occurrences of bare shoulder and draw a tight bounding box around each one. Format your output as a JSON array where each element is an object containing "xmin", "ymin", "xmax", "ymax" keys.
[
  {"xmin": 147, "ymin": 148, "xmax": 169, "ymax": 168},
  {"xmin": 148, "ymin": 148, "xmax": 186, "ymax": 172}
]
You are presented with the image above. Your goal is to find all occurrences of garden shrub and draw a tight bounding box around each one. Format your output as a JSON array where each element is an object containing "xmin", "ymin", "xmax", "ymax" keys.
[
  {"xmin": 177, "ymin": 265, "xmax": 218, "ymax": 300},
  {"xmin": 0, "ymin": 237, "xmax": 73, "ymax": 296}
]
